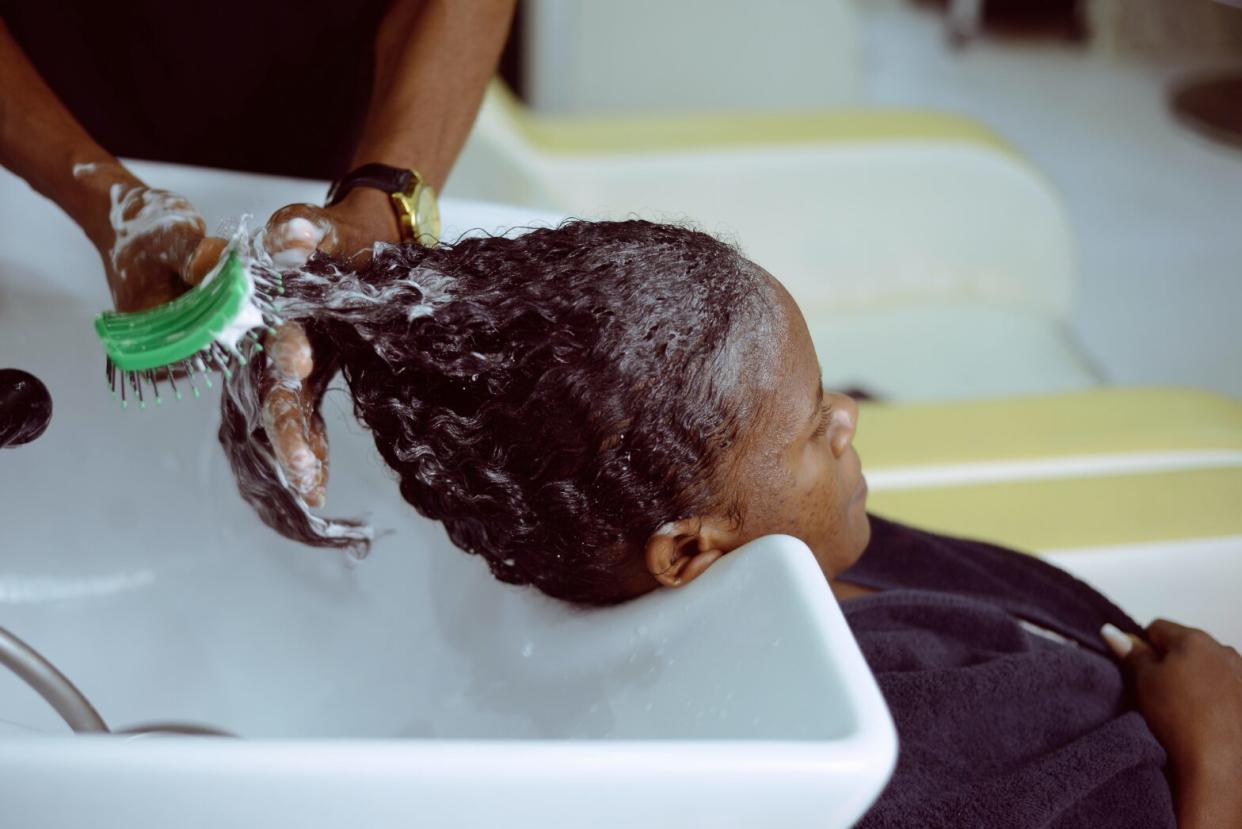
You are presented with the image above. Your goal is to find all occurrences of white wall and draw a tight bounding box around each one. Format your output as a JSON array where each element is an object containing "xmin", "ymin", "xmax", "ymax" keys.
[{"xmin": 522, "ymin": 0, "xmax": 858, "ymax": 115}]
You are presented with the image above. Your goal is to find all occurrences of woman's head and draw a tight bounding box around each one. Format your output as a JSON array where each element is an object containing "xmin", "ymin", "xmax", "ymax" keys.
[{"xmin": 220, "ymin": 220, "xmax": 868, "ymax": 604}]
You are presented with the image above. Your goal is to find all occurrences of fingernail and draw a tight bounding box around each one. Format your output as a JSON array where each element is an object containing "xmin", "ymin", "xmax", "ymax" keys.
[
  {"xmin": 271, "ymin": 247, "xmax": 312, "ymax": 269},
  {"xmin": 1100, "ymin": 623, "xmax": 1133, "ymax": 658},
  {"xmin": 269, "ymin": 217, "xmax": 327, "ymax": 268}
]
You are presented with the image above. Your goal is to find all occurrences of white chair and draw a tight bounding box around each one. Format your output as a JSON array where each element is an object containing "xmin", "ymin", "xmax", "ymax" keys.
[{"xmin": 451, "ymin": 84, "xmax": 1097, "ymax": 401}]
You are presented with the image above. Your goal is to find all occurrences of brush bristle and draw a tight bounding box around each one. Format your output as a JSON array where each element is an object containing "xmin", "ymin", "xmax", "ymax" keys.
[
  {"xmin": 102, "ymin": 250, "xmax": 283, "ymax": 410},
  {"xmin": 104, "ymin": 314, "xmax": 276, "ymax": 410}
]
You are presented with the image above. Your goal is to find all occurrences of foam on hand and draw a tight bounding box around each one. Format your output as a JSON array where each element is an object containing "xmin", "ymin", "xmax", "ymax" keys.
[
  {"xmin": 266, "ymin": 215, "xmax": 334, "ymax": 269},
  {"xmin": 107, "ymin": 186, "xmax": 204, "ymax": 281}
]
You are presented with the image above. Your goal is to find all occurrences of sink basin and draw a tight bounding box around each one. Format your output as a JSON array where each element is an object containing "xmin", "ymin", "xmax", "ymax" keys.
[{"xmin": 0, "ymin": 161, "xmax": 895, "ymax": 828}]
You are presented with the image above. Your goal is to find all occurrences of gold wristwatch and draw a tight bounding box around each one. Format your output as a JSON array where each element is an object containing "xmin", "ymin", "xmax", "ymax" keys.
[{"xmin": 325, "ymin": 163, "xmax": 440, "ymax": 247}]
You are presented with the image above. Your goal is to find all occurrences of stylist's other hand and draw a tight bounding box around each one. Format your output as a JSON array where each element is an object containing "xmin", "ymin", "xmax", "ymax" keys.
[
  {"xmin": 1103, "ymin": 619, "xmax": 1242, "ymax": 826},
  {"xmin": 263, "ymin": 188, "xmax": 401, "ymax": 269},
  {"xmin": 258, "ymin": 189, "xmax": 401, "ymax": 508},
  {"xmin": 80, "ymin": 163, "xmax": 226, "ymax": 312}
]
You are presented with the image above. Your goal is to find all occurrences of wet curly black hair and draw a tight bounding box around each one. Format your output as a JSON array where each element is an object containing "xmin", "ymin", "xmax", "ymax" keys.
[{"xmin": 219, "ymin": 220, "xmax": 777, "ymax": 604}]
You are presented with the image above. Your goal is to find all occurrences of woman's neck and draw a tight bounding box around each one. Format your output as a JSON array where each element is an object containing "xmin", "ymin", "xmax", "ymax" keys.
[{"xmin": 829, "ymin": 577, "xmax": 878, "ymax": 603}]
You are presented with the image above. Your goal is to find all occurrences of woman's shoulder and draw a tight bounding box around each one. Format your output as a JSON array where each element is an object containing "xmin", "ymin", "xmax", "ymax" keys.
[
  {"xmin": 843, "ymin": 520, "xmax": 1176, "ymax": 829},
  {"xmin": 844, "ymin": 587, "xmax": 1175, "ymax": 829},
  {"xmin": 841, "ymin": 514, "xmax": 1142, "ymax": 651}
]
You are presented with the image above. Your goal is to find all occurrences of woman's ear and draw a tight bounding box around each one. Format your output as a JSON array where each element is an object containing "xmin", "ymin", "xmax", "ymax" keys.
[{"xmin": 644, "ymin": 517, "xmax": 736, "ymax": 589}]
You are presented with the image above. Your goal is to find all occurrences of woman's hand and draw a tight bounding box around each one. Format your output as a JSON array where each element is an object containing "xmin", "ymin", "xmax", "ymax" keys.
[
  {"xmin": 1103, "ymin": 619, "xmax": 1242, "ymax": 828},
  {"xmin": 258, "ymin": 189, "xmax": 400, "ymax": 507}
]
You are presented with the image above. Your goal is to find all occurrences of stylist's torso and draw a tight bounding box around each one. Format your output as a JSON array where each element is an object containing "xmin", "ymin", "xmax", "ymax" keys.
[{"xmin": 2, "ymin": 0, "xmax": 388, "ymax": 177}]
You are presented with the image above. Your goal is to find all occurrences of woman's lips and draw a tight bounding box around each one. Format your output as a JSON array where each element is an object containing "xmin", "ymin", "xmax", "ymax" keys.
[{"xmin": 851, "ymin": 476, "xmax": 869, "ymax": 505}]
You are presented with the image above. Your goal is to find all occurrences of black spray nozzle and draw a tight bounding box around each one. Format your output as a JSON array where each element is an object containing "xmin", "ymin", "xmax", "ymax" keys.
[{"xmin": 0, "ymin": 368, "xmax": 53, "ymax": 448}]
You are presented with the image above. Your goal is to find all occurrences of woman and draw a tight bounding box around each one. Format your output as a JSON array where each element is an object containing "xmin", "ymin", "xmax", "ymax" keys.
[{"xmin": 221, "ymin": 220, "xmax": 1242, "ymax": 827}]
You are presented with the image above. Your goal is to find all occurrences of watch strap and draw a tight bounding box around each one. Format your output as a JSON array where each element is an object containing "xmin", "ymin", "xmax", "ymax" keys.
[{"xmin": 325, "ymin": 163, "xmax": 413, "ymax": 207}]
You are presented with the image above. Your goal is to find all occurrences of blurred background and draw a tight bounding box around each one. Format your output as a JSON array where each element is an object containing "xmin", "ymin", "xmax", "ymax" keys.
[{"xmin": 456, "ymin": 0, "xmax": 1242, "ymax": 401}]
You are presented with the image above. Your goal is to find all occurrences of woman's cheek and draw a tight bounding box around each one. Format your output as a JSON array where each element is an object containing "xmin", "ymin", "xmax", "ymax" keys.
[{"xmin": 803, "ymin": 460, "xmax": 840, "ymax": 539}]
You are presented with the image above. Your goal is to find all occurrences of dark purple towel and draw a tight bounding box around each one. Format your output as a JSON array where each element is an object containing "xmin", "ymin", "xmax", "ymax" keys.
[{"xmin": 839, "ymin": 515, "xmax": 1176, "ymax": 828}]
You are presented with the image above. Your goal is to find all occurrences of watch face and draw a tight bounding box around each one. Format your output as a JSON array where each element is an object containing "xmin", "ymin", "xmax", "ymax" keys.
[{"xmin": 415, "ymin": 185, "xmax": 440, "ymax": 246}]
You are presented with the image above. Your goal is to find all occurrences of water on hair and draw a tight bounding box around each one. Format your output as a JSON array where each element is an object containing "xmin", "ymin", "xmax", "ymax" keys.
[{"xmin": 218, "ymin": 220, "xmax": 776, "ymax": 605}]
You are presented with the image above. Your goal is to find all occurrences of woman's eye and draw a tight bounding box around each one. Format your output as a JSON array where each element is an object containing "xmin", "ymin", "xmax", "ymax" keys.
[{"xmin": 811, "ymin": 405, "xmax": 831, "ymax": 439}]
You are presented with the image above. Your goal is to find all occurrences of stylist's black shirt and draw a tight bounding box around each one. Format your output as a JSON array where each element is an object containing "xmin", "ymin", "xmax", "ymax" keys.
[{"xmin": 3, "ymin": 0, "xmax": 388, "ymax": 178}]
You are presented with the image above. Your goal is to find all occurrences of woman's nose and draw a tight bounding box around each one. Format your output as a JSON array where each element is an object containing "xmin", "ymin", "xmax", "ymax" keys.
[{"xmin": 826, "ymin": 391, "xmax": 859, "ymax": 458}]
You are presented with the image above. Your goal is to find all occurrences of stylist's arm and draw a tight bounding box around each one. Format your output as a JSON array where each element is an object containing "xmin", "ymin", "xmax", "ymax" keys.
[
  {"xmin": 0, "ymin": 20, "xmax": 225, "ymax": 311},
  {"xmin": 259, "ymin": 0, "xmax": 516, "ymax": 508}
]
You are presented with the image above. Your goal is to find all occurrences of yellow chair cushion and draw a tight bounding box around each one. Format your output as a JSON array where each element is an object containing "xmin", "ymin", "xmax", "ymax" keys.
[
  {"xmin": 854, "ymin": 388, "xmax": 1242, "ymax": 551},
  {"xmin": 487, "ymin": 80, "xmax": 1015, "ymax": 157}
]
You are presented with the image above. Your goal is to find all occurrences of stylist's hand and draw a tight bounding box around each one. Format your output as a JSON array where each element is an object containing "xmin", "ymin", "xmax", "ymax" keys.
[
  {"xmin": 1104, "ymin": 619, "xmax": 1242, "ymax": 828},
  {"xmin": 79, "ymin": 162, "xmax": 226, "ymax": 312},
  {"xmin": 258, "ymin": 189, "xmax": 401, "ymax": 507}
]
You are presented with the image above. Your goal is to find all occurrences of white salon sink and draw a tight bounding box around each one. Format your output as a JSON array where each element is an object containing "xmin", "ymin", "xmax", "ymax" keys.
[{"xmin": 0, "ymin": 162, "xmax": 895, "ymax": 827}]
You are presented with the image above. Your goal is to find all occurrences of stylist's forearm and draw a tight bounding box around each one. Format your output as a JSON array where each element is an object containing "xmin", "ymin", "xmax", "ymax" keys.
[
  {"xmin": 0, "ymin": 20, "xmax": 135, "ymax": 247},
  {"xmin": 350, "ymin": 0, "xmax": 517, "ymax": 190}
]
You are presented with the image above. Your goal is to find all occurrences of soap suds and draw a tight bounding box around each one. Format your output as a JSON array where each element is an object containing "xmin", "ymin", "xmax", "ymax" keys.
[
  {"xmin": 260, "ymin": 380, "xmax": 321, "ymax": 500},
  {"xmin": 264, "ymin": 215, "xmax": 336, "ymax": 269},
  {"xmin": 107, "ymin": 185, "xmax": 203, "ymax": 281},
  {"xmin": 268, "ymin": 322, "xmax": 315, "ymax": 380},
  {"xmin": 213, "ymin": 262, "xmax": 269, "ymax": 353},
  {"xmin": 72, "ymin": 162, "xmax": 101, "ymax": 179},
  {"xmin": 184, "ymin": 223, "xmax": 278, "ymax": 355}
]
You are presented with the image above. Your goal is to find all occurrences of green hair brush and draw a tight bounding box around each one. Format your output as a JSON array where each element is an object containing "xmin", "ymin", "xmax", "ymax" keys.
[{"xmin": 94, "ymin": 245, "xmax": 282, "ymax": 409}]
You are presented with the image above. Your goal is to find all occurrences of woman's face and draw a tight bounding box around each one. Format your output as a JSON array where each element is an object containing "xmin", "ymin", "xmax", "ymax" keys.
[{"xmin": 727, "ymin": 278, "xmax": 870, "ymax": 576}]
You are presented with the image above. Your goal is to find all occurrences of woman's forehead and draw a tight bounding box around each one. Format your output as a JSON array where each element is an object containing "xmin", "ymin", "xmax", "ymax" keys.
[
  {"xmin": 742, "ymin": 275, "xmax": 820, "ymax": 434},
  {"xmin": 769, "ymin": 277, "xmax": 819, "ymax": 383}
]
